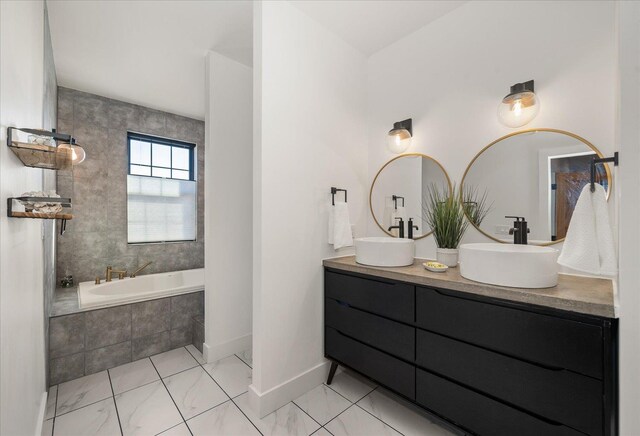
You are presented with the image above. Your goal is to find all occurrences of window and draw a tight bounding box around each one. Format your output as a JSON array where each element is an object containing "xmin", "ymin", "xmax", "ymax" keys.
[{"xmin": 127, "ymin": 132, "xmax": 197, "ymax": 244}]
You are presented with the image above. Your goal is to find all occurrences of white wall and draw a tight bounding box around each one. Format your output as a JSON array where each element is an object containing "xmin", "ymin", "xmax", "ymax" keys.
[
  {"xmin": 616, "ymin": 1, "xmax": 640, "ymax": 434},
  {"xmin": 251, "ymin": 0, "xmax": 368, "ymax": 416},
  {"xmin": 0, "ymin": 1, "xmax": 48, "ymax": 434},
  {"xmin": 204, "ymin": 51, "xmax": 253, "ymax": 362},
  {"xmin": 366, "ymin": 0, "xmax": 617, "ymax": 258}
]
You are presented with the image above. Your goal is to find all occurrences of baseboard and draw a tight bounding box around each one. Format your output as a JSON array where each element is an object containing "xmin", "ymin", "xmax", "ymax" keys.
[
  {"xmin": 203, "ymin": 333, "xmax": 252, "ymax": 363},
  {"xmin": 34, "ymin": 391, "xmax": 47, "ymax": 436},
  {"xmin": 248, "ymin": 360, "xmax": 330, "ymax": 418}
]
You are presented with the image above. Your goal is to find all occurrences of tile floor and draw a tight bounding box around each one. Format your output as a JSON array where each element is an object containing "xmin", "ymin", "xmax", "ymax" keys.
[{"xmin": 42, "ymin": 344, "xmax": 457, "ymax": 436}]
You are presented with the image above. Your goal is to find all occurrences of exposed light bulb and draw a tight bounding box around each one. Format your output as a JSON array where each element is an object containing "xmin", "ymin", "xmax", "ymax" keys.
[{"xmin": 498, "ymin": 80, "xmax": 540, "ymax": 128}]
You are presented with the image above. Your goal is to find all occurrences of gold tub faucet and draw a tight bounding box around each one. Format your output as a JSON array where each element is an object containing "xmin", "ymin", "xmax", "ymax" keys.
[
  {"xmin": 106, "ymin": 266, "xmax": 127, "ymax": 282},
  {"xmin": 131, "ymin": 261, "xmax": 153, "ymax": 278}
]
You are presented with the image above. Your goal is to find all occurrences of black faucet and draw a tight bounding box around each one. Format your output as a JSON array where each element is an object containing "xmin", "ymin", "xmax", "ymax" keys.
[
  {"xmin": 388, "ymin": 217, "xmax": 405, "ymax": 238},
  {"xmin": 506, "ymin": 216, "xmax": 530, "ymax": 244},
  {"xmin": 408, "ymin": 218, "xmax": 419, "ymax": 239}
]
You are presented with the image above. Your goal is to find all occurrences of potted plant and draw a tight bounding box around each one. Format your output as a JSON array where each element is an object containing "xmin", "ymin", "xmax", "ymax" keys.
[{"xmin": 423, "ymin": 183, "xmax": 468, "ymax": 267}]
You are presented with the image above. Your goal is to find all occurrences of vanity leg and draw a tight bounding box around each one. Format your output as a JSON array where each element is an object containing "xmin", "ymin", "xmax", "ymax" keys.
[{"xmin": 327, "ymin": 361, "xmax": 339, "ymax": 385}]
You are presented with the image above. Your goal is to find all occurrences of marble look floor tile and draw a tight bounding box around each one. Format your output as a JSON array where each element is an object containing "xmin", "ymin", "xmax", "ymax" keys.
[
  {"xmin": 294, "ymin": 385, "xmax": 351, "ymax": 425},
  {"xmin": 164, "ymin": 366, "xmax": 228, "ymax": 420},
  {"xmin": 326, "ymin": 371, "xmax": 376, "ymax": 403},
  {"xmin": 151, "ymin": 347, "xmax": 198, "ymax": 378},
  {"xmin": 235, "ymin": 349, "xmax": 252, "ymax": 368},
  {"xmin": 203, "ymin": 355, "xmax": 252, "ymax": 398},
  {"xmin": 185, "ymin": 344, "xmax": 206, "ymax": 364},
  {"xmin": 115, "ymin": 380, "xmax": 183, "ymax": 436},
  {"xmin": 357, "ymin": 388, "xmax": 455, "ymax": 436},
  {"xmin": 159, "ymin": 422, "xmax": 192, "ymax": 436},
  {"xmin": 109, "ymin": 358, "xmax": 160, "ymax": 395},
  {"xmin": 325, "ymin": 405, "xmax": 401, "ymax": 436},
  {"xmin": 45, "ymin": 385, "xmax": 57, "ymax": 420},
  {"xmin": 312, "ymin": 429, "xmax": 333, "ymax": 436},
  {"xmin": 235, "ymin": 392, "xmax": 320, "ymax": 436},
  {"xmin": 187, "ymin": 400, "xmax": 260, "ymax": 436},
  {"xmin": 53, "ymin": 398, "xmax": 121, "ymax": 436},
  {"xmin": 56, "ymin": 371, "xmax": 112, "ymax": 416},
  {"xmin": 41, "ymin": 419, "xmax": 53, "ymax": 436}
]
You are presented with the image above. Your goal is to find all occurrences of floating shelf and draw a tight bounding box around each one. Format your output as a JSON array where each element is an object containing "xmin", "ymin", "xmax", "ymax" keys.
[
  {"xmin": 8, "ymin": 141, "xmax": 72, "ymax": 171},
  {"xmin": 8, "ymin": 211, "xmax": 73, "ymax": 220},
  {"xmin": 6, "ymin": 127, "xmax": 74, "ymax": 170}
]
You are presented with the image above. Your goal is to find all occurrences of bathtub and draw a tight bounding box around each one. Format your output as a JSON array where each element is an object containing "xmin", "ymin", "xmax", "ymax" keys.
[{"xmin": 78, "ymin": 268, "xmax": 204, "ymax": 309}]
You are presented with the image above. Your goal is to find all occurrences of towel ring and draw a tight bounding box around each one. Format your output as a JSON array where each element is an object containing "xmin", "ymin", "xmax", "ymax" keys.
[{"xmin": 331, "ymin": 187, "xmax": 347, "ymax": 206}]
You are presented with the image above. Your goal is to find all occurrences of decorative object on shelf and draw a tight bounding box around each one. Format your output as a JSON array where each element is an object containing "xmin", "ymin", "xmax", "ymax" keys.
[
  {"xmin": 7, "ymin": 195, "xmax": 72, "ymax": 235},
  {"xmin": 497, "ymin": 80, "xmax": 540, "ymax": 128},
  {"xmin": 387, "ymin": 118, "xmax": 412, "ymax": 153},
  {"xmin": 423, "ymin": 261, "xmax": 448, "ymax": 273},
  {"xmin": 423, "ymin": 183, "xmax": 468, "ymax": 267},
  {"xmin": 60, "ymin": 275, "xmax": 74, "ymax": 288},
  {"xmin": 18, "ymin": 191, "xmax": 63, "ymax": 213},
  {"xmin": 6, "ymin": 126, "xmax": 87, "ymax": 170}
]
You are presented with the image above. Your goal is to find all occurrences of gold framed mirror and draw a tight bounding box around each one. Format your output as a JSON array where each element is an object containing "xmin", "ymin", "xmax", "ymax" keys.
[
  {"xmin": 370, "ymin": 153, "xmax": 452, "ymax": 239},
  {"xmin": 460, "ymin": 128, "xmax": 612, "ymax": 245}
]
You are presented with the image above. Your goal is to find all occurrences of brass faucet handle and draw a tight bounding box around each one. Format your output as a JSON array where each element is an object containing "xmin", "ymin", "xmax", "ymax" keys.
[
  {"xmin": 118, "ymin": 272, "xmax": 126, "ymax": 280},
  {"xmin": 95, "ymin": 277, "xmax": 101, "ymax": 285}
]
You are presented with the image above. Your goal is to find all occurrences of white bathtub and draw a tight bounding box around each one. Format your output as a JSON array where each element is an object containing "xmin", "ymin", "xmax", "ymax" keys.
[{"xmin": 78, "ymin": 268, "xmax": 204, "ymax": 309}]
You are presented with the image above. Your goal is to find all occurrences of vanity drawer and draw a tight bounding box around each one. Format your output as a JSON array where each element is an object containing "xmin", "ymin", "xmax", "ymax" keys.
[
  {"xmin": 325, "ymin": 298, "xmax": 414, "ymax": 361},
  {"xmin": 325, "ymin": 271, "xmax": 414, "ymax": 323},
  {"xmin": 325, "ymin": 327, "xmax": 415, "ymax": 399},
  {"xmin": 416, "ymin": 286, "xmax": 603, "ymax": 378},
  {"xmin": 416, "ymin": 369, "xmax": 584, "ymax": 436},
  {"xmin": 416, "ymin": 329, "xmax": 602, "ymax": 435}
]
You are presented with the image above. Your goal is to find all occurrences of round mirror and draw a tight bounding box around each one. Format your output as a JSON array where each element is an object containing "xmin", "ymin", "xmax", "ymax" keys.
[
  {"xmin": 461, "ymin": 129, "xmax": 611, "ymax": 245},
  {"xmin": 370, "ymin": 153, "xmax": 451, "ymax": 239}
]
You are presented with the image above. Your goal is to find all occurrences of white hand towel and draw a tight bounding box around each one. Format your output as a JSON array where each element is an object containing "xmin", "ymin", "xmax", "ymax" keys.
[
  {"xmin": 331, "ymin": 202, "xmax": 353, "ymax": 250},
  {"xmin": 558, "ymin": 184, "xmax": 616, "ymax": 276}
]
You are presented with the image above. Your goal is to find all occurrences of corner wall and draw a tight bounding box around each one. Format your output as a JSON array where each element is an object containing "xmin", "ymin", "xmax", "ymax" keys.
[
  {"xmin": 366, "ymin": 0, "xmax": 617, "ymax": 258},
  {"xmin": 0, "ymin": 1, "xmax": 47, "ymax": 433},
  {"xmin": 204, "ymin": 51, "xmax": 253, "ymax": 362},
  {"xmin": 251, "ymin": 1, "xmax": 368, "ymax": 416}
]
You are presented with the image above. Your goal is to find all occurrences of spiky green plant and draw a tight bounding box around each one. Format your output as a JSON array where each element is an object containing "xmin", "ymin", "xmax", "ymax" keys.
[
  {"xmin": 462, "ymin": 184, "xmax": 493, "ymax": 227},
  {"xmin": 423, "ymin": 183, "xmax": 468, "ymax": 249}
]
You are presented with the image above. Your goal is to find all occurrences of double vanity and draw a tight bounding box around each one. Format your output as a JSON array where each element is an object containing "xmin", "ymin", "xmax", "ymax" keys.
[{"xmin": 323, "ymin": 255, "xmax": 616, "ymax": 436}]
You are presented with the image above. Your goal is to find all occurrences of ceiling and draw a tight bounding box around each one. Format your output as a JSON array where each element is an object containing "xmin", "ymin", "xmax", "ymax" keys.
[
  {"xmin": 47, "ymin": 1, "xmax": 252, "ymax": 120},
  {"xmin": 292, "ymin": 1, "xmax": 467, "ymax": 56},
  {"xmin": 48, "ymin": 1, "xmax": 465, "ymax": 120}
]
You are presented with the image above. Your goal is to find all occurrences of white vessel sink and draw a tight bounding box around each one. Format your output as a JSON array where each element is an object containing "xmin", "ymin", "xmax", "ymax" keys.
[
  {"xmin": 355, "ymin": 237, "xmax": 415, "ymax": 267},
  {"xmin": 459, "ymin": 243, "xmax": 559, "ymax": 289}
]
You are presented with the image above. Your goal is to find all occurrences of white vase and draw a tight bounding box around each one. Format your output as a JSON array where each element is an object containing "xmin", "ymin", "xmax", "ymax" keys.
[{"xmin": 436, "ymin": 248, "xmax": 459, "ymax": 267}]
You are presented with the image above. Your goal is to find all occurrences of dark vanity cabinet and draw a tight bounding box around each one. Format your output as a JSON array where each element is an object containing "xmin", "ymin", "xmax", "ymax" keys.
[{"xmin": 324, "ymin": 268, "xmax": 618, "ymax": 436}]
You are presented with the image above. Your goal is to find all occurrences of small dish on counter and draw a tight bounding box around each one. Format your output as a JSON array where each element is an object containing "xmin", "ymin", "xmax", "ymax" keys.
[{"xmin": 423, "ymin": 261, "xmax": 448, "ymax": 273}]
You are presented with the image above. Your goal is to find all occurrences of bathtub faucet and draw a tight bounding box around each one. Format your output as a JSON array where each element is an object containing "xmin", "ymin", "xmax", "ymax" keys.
[
  {"xmin": 106, "ymin": 266, "xmax": 127, "ymax": 282},
  {"xmin": 131, "ymin": 261, "xmax": 153, "ymax": 278}
]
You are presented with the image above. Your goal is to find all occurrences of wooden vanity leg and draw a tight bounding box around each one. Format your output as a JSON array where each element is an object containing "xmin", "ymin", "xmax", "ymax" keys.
[{"xmin": 327, "ymin": 361, "xmax": 339, "ymax": 385}]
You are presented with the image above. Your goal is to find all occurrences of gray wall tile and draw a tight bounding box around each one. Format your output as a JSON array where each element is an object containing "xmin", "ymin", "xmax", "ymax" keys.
[
  {"xmin": 132, "ymin": 331, "xmax": 171, "ymax": 360},
  {"xmin": 56, "ymin": 87, "xmax": 205, "ymax": 283},
  {"xmin": 85, "ymin": 305, "xmax": 131, "ymax": 350},
  {"xmin": 132, "ymin": 298, "xmax": 170, "ymax": 338},
  {"xmin": 171, "ymin": 292, "xmax": 204, "ymax": 330},
  {"xmin": 192, "ymin": 317, "xmax": 204, "ymax": 353},
  {"xmin": 171, "ymin": 327, "xmax": 193, "ymax": 348},
  {"xmin": 50, "ymin": 314, "xmax": 85, "ymax": 358},
  {"xmin": 85, "ymin": 341, "xmax": 131, "ymax": 375},
  {"xmin": 50, "ymin": 353, "xmax": 85, "ymax": 385}
]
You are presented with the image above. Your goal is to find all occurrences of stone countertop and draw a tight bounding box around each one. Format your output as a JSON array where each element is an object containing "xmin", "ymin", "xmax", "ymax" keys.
[{"xmin": 323, "ymin": 256, "xmax": 616, "ymax": 318}]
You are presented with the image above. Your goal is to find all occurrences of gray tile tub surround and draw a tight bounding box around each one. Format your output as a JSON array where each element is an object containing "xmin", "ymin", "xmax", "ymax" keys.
[
  {"xmin": 49, "ymin": 291, "xmax": 204, "ymax": 385},
  {"xmin": 55, "ymin": 86, "xmax": 205, "ymax": 284}
]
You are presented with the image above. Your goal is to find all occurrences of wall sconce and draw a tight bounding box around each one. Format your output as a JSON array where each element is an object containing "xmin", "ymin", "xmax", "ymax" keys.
[
  {"xmin": 57, "ymin": 137, "xmax": 86, "ymax": 165},
  {"xmin": 387, "ymin": 118, "xmax": 412, "ymax": 154},
  {"xmin": 497, "ymin": 80, "xmax": 540, "ymax": 128}
]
